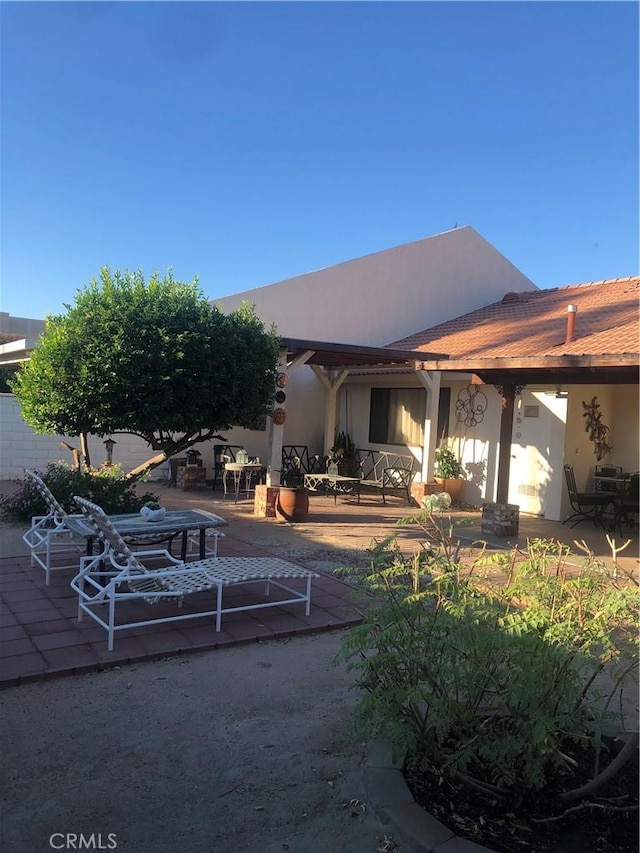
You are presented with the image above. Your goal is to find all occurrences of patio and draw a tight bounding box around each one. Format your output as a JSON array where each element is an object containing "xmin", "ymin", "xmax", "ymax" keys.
[{"xmin": 1, "ymin": 481, "xmax": 638, "ymax": 686}]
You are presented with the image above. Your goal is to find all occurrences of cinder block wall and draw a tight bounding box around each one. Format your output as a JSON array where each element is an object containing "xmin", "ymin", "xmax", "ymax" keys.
[{"xmin": 0, "ymin": 395, "xmax": 171, "ymax": 481}]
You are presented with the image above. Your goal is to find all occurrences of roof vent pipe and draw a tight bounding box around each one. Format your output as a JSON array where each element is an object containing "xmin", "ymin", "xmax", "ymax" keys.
[{"xmin": 565, "ymin": 304, "xmax": 577, "ymax": 344}]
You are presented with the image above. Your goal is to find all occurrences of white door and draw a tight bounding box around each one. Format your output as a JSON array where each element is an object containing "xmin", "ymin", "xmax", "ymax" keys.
[{"xmin": 509, "ymin": 391, "xmax": 567, "ymax": 518}]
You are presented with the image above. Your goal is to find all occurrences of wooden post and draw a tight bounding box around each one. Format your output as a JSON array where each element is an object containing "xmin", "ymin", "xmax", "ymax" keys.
[{"xmin": 496, "ymin": 384, "xmax": 517, "ymax": 505}]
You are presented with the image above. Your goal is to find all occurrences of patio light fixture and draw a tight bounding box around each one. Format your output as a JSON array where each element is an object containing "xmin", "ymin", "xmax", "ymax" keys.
[{"xmin": 103, "ymin": 437, "xmax": 116, "ymax": 466}]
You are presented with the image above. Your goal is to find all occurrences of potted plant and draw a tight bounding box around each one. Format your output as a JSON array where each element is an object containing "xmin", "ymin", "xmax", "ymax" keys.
[
  {"xmin": 140, "ymin": 500, "xmax": 167, "ymax": 522},
  {"xmin": 275, "ymin": 484, "xmax": 310, "ymax": 523},
  {"xmin": 328, "ymin": 430, "xmax": 357, "ymax": 475},
  {"xmin": 433, "ymin": 446, "xmax": 464, "ymax": 502}
]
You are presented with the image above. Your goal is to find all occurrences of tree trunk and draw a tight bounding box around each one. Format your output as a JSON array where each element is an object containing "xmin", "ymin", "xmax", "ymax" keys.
[
  {"xmin": 127, "ymin": 451, "xmax": 170, "ymax": 480},
  {"xmin": 80, "ymin": 432, "xmax": 90, "ymax": 469}
]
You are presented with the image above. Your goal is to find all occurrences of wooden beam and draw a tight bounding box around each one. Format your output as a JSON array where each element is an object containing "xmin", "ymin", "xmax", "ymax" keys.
[{"xmin": 496, "ymin": 386, "xmax": 517, "ymax": 505}]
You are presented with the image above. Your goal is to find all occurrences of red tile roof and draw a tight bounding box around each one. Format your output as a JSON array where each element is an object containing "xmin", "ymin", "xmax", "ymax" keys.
[{"xmin": 391, "ymin": 277, "xmax": 639, "ymax": 360}]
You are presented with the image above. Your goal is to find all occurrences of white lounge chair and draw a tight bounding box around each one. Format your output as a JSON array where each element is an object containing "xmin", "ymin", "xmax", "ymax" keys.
[
  {"xmin": 22, "ymin": 469, "xmax": 186, "ymax": 584},
  {"xmin": 22, "ymin": 469, "xmax": 95, "ymax": 585},
  {"xmin": 71, "ymin": 496, "xmax": 319, "ymax": 651}
]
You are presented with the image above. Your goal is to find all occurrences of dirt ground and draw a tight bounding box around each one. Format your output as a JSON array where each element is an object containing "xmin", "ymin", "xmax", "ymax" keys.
[
  {"xmin": 0, "ymin": 631, "xmax": 404, "ymax": 853},
  {"xmin": 0, "ymin": 485, "xmax": 412, "ymax": 853},
  {"xmin": 1, "ymin": 481, "xmax": 637, "ymax": 853}
]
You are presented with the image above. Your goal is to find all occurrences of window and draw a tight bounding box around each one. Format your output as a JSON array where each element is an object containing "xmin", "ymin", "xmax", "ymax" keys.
[
  {"xmin": 437, "ymin": 387, "xmax": 451, "ymax": 443},
  {"xmin": 369, "ymin": 388, "xmax": 426, "ymax": 445}
]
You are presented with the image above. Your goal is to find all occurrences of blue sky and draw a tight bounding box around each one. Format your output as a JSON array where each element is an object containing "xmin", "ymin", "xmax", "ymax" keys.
[{"xmin": 1, "ymin": 1, "xmax": 638, "ymax": 321}]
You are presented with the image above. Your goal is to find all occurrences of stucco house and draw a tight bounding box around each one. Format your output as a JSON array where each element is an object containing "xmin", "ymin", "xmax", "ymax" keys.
[
  {"xmin": 212, "ymin": 231, "xmax": 638, "ymax": 522},
  {"xmin": 1, "ymin": 226, "xmax": 637, "ymax": 526},
  {"xmin": 0, "ymin": 226, "xmax": 536, "ymax": 480},
  {"xmin": 389, "ymin": 275, "xmax": 639, "ymax": 521}
]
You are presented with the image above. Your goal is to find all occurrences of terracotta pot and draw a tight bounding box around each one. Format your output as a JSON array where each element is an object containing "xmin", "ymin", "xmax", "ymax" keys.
[
  {"xmin": 434, "ymin": 477, "xmax": 464, "ymax": 503},
  {"xmin": 275, "ymin": 487, "xmax": 309, "ymax": 523}
]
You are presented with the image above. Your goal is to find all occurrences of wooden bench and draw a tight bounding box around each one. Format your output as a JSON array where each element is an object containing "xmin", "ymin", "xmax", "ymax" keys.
[{"xmin": 355, "ymin": 449, "xmax": 416, "ymax": 505}]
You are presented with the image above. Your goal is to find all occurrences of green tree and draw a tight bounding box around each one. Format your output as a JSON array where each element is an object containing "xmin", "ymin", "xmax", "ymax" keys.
[{"xmin": 11, "ymin": 268, "xmax": 280, "ymax": 477}]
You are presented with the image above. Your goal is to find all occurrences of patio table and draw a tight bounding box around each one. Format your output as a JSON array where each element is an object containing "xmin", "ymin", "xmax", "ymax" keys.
[
  {"xmin": 594, "ymin": 473, "xmax": 631, "ymax": 492},
  {"xmin": 223, "ymin": 462, "xmax": 263, "ymax": 503},
  {"xmin": 304, "ymin": 473, "xmax": 361, "ymax": 504},
  {"xmin": 66, "ymin": 509, "xmax": 228, "ymax": 560}
]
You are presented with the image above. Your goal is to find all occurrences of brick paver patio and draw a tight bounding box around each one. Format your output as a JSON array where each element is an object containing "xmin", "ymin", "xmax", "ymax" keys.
[{"xmin": 1, "ymin": 483, "xmax": 637, "ymax": 686}]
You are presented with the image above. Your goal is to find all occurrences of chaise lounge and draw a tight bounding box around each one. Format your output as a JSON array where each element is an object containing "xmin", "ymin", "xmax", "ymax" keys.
[{"xmin": 71, "ymin": 497, "xmax": 319, "ymax": 651}]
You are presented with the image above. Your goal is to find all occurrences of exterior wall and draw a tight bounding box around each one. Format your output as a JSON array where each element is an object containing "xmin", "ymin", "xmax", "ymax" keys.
[
  {"xmin": 333, "ymin": 378, "xmax": 638, "ymax": 520},
  {"xmin": 0, "ymin": 371, "xmax": 329, "ymax": 483},
  {"xmin": 0, "ymin": 394, "xmax": 171, "ymax": 481},
  {"xmin": 207, "ymin": 366, "xmax": 327, "ymax": 478},
  {"xmin": 448, "ymin": 380, "xmax": 504, "ymax": 506},
  {"xmin": 214, "ymin": 227, "xmax": 537, "ymax": 347},
  {"xmin": 3, "ymin": 373, "xmax": 636, "ymax": 516},
  {"xmin": 0, "ymin": 313, "xmax": 45, "ymax": 339},
  {"xmin": 561, "ymin": 384, "xmax": 639, "ymax": 519},
  {"xmin": 337, "ymin": 374, "xmax": 501, "ymax": 505}
]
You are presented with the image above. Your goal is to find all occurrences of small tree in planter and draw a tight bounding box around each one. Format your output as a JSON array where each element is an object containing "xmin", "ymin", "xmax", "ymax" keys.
[
  {"xmin": 434, "ymin": 446, "xmax": 464, "ymax": 501},
  {"xmin": 275, "ymin": 484, "xmax": 310, "ymax": 522},
  {"xmin": 329, "ymin": 430, "xmax": 357, "ymax": 475}
]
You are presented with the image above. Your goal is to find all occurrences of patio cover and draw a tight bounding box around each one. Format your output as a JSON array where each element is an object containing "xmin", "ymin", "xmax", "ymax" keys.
[{"xmin": 266, "ymin": 337, "xmax": 448, "ymax": 484}]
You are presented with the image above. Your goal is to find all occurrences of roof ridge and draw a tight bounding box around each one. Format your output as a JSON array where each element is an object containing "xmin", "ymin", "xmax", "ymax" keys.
[{"xmin": 542, "ymin": 276, "xmax": 639, "ymax": 292}]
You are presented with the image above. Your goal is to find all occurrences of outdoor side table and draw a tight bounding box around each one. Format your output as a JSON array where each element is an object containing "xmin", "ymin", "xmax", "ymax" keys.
[
  {"xmin": 303, "ymin": 473, "xmax": 361, "ymax": 504},
  {"xmin": 223, "ymin": 462, "xmax": 263, "ymax": 503}
]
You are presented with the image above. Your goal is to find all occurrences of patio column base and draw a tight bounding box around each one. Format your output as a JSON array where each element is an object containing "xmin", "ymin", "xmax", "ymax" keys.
[
  {"xmin": 482, "ymin": 502, "xmax": 520, "ymax": 537},
  {"xmin": 410, "ymin": 482, "xmax": 442, "ymax": 506},
  {"xmin": 177, "ymin": 466, "xmax": 207, "ymax": 490},
  {"xmin": 254, "ymin": 484, "xmax": 280, "ymax": 518}
]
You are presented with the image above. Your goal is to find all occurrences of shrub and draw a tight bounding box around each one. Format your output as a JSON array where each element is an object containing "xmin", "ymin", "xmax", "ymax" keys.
[
  {"xmin": 434, "ymin": 446, "xmax": 464, "ymax": 479},
  {"xmin": 0, "ymin": 463, "xmax": 159, "ymax": 521},
  {"xmin": 337, "ymin": 502, "xmax": 639, "ymax": 800}
]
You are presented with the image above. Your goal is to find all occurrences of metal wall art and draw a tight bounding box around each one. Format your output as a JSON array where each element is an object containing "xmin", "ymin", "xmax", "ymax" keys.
[
  {"xmin": 581, "ymin": 396, "xmax": 612, "ymax": 460},
  {"xmin": 455, "ymin": 384, "xmax": 488, "ymax": 427}
]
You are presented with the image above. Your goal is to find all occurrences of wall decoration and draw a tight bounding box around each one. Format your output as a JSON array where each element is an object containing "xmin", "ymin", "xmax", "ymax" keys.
[
  {"xmin": 272, "ymin": 407, "xmax": 287, "ymax": 426},
  {"xmin": 274, "ymin": 390, "xmax": 286, "ymax": 404},
  {"xmin": 581, "ymin": 396, "xmax": 613, "ymax": 460},
  {"xmin": 275, "ymin": 373, "xmax": 288, "ymax": 388},
  {"xmin": 455, "ymin": 384, "xmax": 488, "ymax": 427}
]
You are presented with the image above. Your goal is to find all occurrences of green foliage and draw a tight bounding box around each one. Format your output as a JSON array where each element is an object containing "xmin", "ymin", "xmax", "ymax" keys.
[
  {"xmin": 10, "ymin": 268, "xmax": 280, "ymax": 474},
  {"xmin": 331, "ymin": 430, "xmax": 356, "ymax": 460},
  {"xmin": 434, "ymin": 446, "xmax": 463, "ymax": 479},
  {"xmin": 337, "ymin": 506, "xmax": 639, "ymax": 800},
  {"xmin": 0, "ymin": 463, "xmax": 158, "ymax": 521},
  {"xmin": 0, "ymin": 364, "xmax": 19, "ymax": 394}
]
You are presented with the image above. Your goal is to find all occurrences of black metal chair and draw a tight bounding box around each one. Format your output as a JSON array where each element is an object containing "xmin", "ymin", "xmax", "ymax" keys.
[
  {"xmin": 594, "ymin": 464, "xmax": 625, "ymax": 495},
  {"xmin": 281, "ymin": 445, "xmax": 325, "ymax": 484},
  {"xmin": 212, "ymin": 445, "xmax": 243, "ymax": 491},
  {"xmin": 612, "ymin": 473, "xmax": 639, "ymax": 533},
  {"xmin": 563, "ymin": 464, "xmax": 613, "ymax": 528}
]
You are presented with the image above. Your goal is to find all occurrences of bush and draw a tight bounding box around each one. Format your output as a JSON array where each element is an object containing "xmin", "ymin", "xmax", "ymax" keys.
[
  {"xmin": 337, "ymin": 502, "xmax": 639, "ymax": 800},
  {"xmin": 0, "ymin": 463, "xmax": 159, "ymax": 521}
]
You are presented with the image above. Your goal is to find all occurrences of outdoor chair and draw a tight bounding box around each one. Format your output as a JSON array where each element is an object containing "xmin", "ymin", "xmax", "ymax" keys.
[
  {"xmin": 594, "ymin": 464, "xmax": 625, "ymax": 494},
  {"xmin": 611, "ymin": 473, "xmax": 639, "ymax": 534},
  {"xmin": 212, "ymin": 445, "xmax": 244, "ymax": 490},
  {"xmin": 71, "ymin": 496, "xmax": 319, "ymax": 651},
  {"xmin": 281, "ymin": 446, "xmax": 324, "ymax": 485},
  {"xmin": 22, "ymin": 469, "xmax": 182, "ymax": 585},
  {"xmin": 562, "ymin": 464, "xmax": 613, "ymax": 529},
  {"xmin": 22, "ymin": 469, "xmax": 94, "ymax": 585}
]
